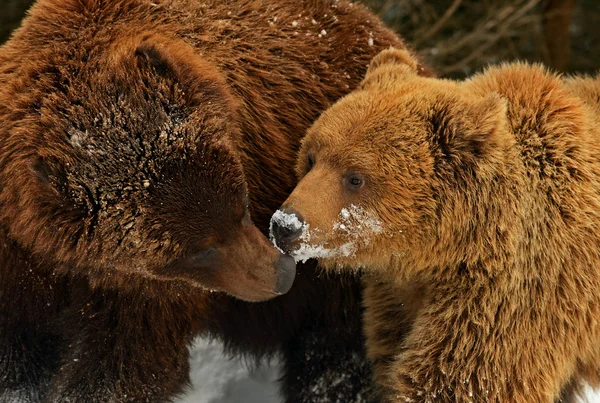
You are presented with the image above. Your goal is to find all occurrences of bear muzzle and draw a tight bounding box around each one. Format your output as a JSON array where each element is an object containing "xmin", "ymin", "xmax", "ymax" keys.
[
  {"xmin": 158, "ymin": 221, "xmax": 297, "ymax": 301},
  {"xmin": 270, "ymin": 207, "xmax": 306, "ymax": 254}
]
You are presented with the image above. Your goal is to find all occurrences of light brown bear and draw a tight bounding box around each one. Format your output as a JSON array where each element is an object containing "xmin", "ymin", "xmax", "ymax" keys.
[{"xmin": 271, "ymin": 48, "xmax": 600, "ymax": 402}]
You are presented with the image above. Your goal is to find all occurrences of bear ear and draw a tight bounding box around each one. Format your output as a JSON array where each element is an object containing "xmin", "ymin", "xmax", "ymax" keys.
[
  {"xmin": 431, "ymin": 93, "xmax": 508, "ymax": 169},
  {"xmin": 128, "ymin": 35, "xmax": 235, "ymax": 109},
  {"xmin": 368, "ymin": 48, "xmax": 419, "ymax": 74},
  {"xmin": 135, "ymin": 42, "xmax": 172, "ymax": 77},
  {"xmin": 360, "ymin": 48, "xmax": 420, "ymax": 90}
]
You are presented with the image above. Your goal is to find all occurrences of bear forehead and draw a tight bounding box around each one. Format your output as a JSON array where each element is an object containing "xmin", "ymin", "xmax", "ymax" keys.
[
  {"xmin": 306, "ymin": 93, "xmax": 431, "ymax": 150},
  {"xmin": 3, "ymin": 69, "xmax": 246, "ymax": 239},
  {"xmin": 309, "ymin": 76, "xmax": 474, "ymax": 145},
  {"xmin": 34, "ymin": 92, "xmax": 234, "ymax": 189},
  {"xmin": 16, "ymin": 49, "xmax": 235, "ymax": 175}
]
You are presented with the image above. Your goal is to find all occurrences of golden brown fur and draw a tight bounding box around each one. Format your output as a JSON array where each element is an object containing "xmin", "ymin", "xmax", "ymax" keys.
[{"xmin": 273, "ymin": 49, "xmax": 600, "ymax": 402}]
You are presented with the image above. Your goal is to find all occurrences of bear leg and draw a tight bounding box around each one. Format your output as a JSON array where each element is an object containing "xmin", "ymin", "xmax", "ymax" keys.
[
  {"xmin": 379, "ymin": 283, "xmax": 578, "ymax": 403},
  {"xmin": 362, "ymin": 274, "xmax": 425, "ymax": 401},
  {"xmin": 0, "ymin": 329, "xmax": 62, "ymax": 402},
  {"xmin": 280, "ymin": 317, "xmax": 375, "ymax": 403},
  {"xmin": 43, "ymin": 281, "xmax": 193, "ymax": 402}
]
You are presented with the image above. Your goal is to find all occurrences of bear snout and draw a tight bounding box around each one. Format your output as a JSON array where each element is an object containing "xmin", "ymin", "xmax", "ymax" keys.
[{"xmin": 270, "ymin": 207, "xmax": 305, "ymax": 253}]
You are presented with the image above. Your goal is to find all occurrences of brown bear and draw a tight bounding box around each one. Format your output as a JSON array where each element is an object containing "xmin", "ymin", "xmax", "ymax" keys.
[
  {"xmin": 0, "ymin": 0, "xmax": 433, "ymax": 401},
  {"xmin": 271, "ymin": 48, "xmax": 600, "ymax": 402}
]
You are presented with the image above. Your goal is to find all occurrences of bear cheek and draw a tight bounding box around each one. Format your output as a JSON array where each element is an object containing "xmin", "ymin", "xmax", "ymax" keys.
[{"xmin": 153, "ymin": 247, "xmax": 228, "ymax": 291}]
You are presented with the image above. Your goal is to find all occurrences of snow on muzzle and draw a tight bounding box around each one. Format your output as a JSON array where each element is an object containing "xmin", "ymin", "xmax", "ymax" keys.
[
  {"xmin": 159, "ymin": 221, "xmax": 296, "ymax": 302},
  {"xmin": 270, "ymin": 207, "xmax": 306, "ymax": 254}
]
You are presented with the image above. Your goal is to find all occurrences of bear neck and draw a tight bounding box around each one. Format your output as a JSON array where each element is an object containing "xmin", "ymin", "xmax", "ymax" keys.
[
  {"xmin": 404, "ymin": 64, "xmax": 597, "ymax": 286},
  {"xmin": 406, "ymin": 142, "xmax": 525, "ymax": 284}
]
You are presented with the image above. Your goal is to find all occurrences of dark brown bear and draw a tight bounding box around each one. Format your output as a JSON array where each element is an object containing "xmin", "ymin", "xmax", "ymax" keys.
[{"xmin": 0, "ymin": 0, "xmax": 429, "ymax": 401}]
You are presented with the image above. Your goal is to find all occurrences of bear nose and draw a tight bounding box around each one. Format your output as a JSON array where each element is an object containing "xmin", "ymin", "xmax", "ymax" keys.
[
  {"xmin": 275, "ymin": 254, "xmax": 296, "ymax": 295},
  {"xmin": 271, "ymin": 207, "xmax": 305, "ymax": 251}
]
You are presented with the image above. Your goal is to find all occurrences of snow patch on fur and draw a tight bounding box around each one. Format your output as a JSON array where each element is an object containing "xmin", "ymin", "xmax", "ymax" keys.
[{"xmin": 270, "ymin": 205, "xmax": 382, "ymax": 263}]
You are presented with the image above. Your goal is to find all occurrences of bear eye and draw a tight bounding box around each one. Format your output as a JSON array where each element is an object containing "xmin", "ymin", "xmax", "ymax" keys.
[
  {"xmin": 344, "ymin": 173, "xmax": 365, "ymax": 190},
  {"xmin": 306, "ymin": 154, "xmax": 315, "ymax": 171},
  {"xmin": 190, "ymin": 246, "xmax": 218, "ymax": 266}
]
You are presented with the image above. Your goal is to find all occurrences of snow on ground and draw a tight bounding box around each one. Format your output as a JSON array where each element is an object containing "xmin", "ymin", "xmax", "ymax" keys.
[
  {"xmin": 178, "ymin": 338, "xmax": 281, "ymax": 403},
  {"xmin": 180, "ymin": 338, "xmax": 600, "ymax": 403},
  {"xmin": 586, "ymin": 386, "xmax": 600, "ymax": 403}
]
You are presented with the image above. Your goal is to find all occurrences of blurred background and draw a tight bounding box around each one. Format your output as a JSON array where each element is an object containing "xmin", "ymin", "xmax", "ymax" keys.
[
  {"xmin": 362, "ymin": 0, "xmax": 598, "ymax": 76},
  {"xmin": 1, "ymin": 0, "xmax": 599, "ymax": 76}
]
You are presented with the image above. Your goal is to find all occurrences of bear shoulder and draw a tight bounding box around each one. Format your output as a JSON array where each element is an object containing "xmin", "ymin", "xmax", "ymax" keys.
[{"xmin": 464, "ymin": 63, "xmax": 592, "ymax": 148}]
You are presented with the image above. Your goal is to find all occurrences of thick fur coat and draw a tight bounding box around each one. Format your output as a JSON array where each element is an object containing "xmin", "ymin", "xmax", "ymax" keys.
[
  {"xmin": 273, "ymin": 49, "xmax": 600, "ymax": 402},
  {"xmin": 0, "ymin": 2, "xmax": 429, "ymax": 401}
]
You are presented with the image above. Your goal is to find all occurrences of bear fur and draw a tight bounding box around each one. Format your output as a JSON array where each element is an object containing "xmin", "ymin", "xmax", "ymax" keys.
[
  {"xmin": 272, "ymin": 48, "xmax": 600, "ymax": 402},
  {"xmin": 0, "ymin": 1, "xmax": 431, "ymax": 401}
]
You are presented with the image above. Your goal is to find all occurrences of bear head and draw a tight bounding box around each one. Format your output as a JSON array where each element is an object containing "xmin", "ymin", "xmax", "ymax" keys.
[
  {"xmin": 271, "ymin": 49, "xmax": 511, "ymax": 277},
  {"xmin": 0, "ymin": 24, "xmax": 295, "ymax": 301}
]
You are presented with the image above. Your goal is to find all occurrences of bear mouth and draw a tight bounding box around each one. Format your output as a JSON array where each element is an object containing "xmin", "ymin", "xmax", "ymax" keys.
[{"xmin": 157, "ymin": 221, "xmax": 297, "ymax": 301}]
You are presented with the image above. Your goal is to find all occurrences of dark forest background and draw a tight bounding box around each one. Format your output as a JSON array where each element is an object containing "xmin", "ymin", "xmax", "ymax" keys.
[{"xmin": 0, "ymin": 0, "xmax": 598, "ymax": 76}]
